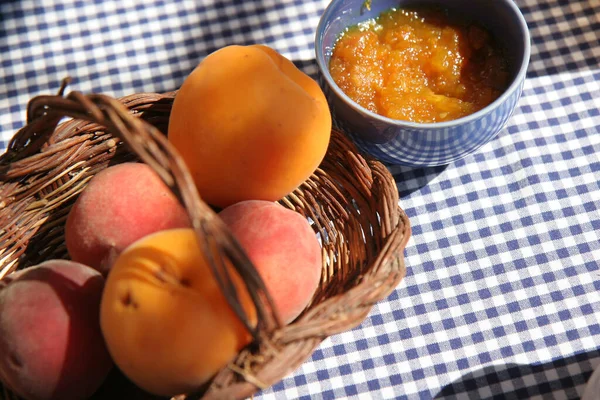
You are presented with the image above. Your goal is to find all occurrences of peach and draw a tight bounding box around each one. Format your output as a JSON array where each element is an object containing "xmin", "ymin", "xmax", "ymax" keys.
[
  {"xmin": 65, "ymin": 162, "xmax": 190, "ymax": 274},
  {"xmin": 100, "ymin": 228, "xmax": 255, "ymax": 397},
  {"xmin": 218, "ymin": 200, "xmax": 322, "ymax": 324},
  {"xmin": 0, "ymin": 260, "xmax": 113, "ymax": 400},
  {"xmin": 168, "ymin": 44, "xmax": 332, "ymax": 208}
]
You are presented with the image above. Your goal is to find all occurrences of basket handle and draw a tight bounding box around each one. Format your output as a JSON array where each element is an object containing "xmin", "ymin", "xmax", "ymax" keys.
[{"xmin": 14, "ymin": 78, "xmax": 282, "ymax": 340}]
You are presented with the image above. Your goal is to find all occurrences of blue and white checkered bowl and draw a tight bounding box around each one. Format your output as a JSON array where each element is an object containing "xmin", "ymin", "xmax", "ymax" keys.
[{"xmin": 315, "ymin": 0, "xmax": 531, "ymax": 167}]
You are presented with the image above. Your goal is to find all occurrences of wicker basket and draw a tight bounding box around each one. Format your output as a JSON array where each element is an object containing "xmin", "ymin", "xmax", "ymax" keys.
[{"xmin": 0, "ymin": 80, "xmax": 411, "ymax": 400}]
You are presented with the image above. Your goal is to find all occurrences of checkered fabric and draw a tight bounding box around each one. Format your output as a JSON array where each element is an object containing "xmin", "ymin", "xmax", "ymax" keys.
[{"xmin": 1, "ymin": 0, "xmax": 600, "ymax": 399}]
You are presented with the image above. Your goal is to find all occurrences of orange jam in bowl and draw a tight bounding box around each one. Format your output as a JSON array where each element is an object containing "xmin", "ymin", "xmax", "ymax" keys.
[{"xmin": 329, "ymin": 7, "xmax": 510, "ymax": 123}]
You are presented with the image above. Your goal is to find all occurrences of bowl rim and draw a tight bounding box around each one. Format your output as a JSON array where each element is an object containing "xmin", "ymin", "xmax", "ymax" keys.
[{"xmin": 314, "ymin": 0, "xmax": 532, "ymax": 129}]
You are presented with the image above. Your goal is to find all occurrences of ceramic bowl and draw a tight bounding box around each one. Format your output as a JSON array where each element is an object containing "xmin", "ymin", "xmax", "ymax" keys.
[{"xmin": 315, "ymin": 0, "xmax": 531, "ymax": 166}]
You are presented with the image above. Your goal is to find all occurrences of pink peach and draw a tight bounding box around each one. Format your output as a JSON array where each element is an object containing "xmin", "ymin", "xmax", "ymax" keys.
[
  {"xmin": 0, "ymin": 260, "xmax": 113, "ymax": 400},
  {"xmin": 219, "ymin": 200, "xmax": 322, "ymax": 323},
  {"xmin": 65, "ymin": 162, "xmax": 190, "ymax": 274}
]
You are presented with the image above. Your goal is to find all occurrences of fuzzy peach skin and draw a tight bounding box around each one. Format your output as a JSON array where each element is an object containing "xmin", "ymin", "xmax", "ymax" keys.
[
  {"xmin": 100, "ymin": 228, "xmax": 256, "ymax": 397},
  {"xmin": 219, "ymin": 200, "xmax": 322, "ymax": 324},
  {"xmin": 65, "ymin": 162, "xmax": 190, "ymax": 274},
  {"xmin": 0, "ymin": 260, "xmax": 113, "ymax": 400},
  {"xmin": 168, "ymin": 44, "xmax": 332, "ymax": 208}
]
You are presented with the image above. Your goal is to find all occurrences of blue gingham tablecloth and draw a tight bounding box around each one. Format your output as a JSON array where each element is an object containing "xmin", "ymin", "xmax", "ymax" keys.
[{"xmin": 1, "ymin": 0, "xmax": 599, "ymax": 399}]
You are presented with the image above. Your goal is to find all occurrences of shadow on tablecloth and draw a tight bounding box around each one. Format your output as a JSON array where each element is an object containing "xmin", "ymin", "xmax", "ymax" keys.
[
  {"xmin": 434, "ymin": 349, "xmax": 600, "ymax": 399},
  {"xmin": 387, "ymin": 164, "xmax": 449, "ymax": 198}
]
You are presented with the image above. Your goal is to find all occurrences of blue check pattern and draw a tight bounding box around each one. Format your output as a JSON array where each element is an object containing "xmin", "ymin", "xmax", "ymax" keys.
[{"xmin": 1, "ymin": 0, "xmax": 600, "ymax": 399}]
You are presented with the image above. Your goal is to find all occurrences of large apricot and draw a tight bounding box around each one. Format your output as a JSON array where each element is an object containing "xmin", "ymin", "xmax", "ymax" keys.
[
  {"xmin": 65, "ymin": 162, "xmax": 190, "ymax": 274},
  {"xmin": 168, "ymin": 44, "xmax": 332, "ymax": 208},
  {"xmin": 0, "ymin": 260, "xmax": 113, "ymax": 400},
  {"xmin": 99, "ymin": 228, "xmax": 255, "ymax": 397},
  {"xmin": 219, "ymin": 200, "xmax": 322, "ymax": 324}
]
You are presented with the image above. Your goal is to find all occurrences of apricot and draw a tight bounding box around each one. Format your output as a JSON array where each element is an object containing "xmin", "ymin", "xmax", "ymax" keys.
[
  {"xmin": 219, "ymin": 200, "xmax": 322, "ymax": 323},
  {"xmin": 65, "ymin": 162, "xmax": 190, "ymax": 274},
  {"xmin": 168, "ymin": 44, "xmax": 332, "ymax": 208},
  {"xmin": 100, "ymin": 228, "xmax": 255, "ymax": 397},
  {"xmin": 0, "ymin": 260, "xmax": 113, "ymax": 400}
]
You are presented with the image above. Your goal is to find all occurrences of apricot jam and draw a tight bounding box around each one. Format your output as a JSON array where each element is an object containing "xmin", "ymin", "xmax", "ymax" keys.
[{"xmin": 329, "ymin": 7, "xmax": 510, "ymax": 123}]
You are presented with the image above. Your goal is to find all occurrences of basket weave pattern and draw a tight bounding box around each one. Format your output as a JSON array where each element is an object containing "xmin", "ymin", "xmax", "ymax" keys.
[{"xmin": 0, "ymin": 83, "xmax": 411, "ymax": 400}]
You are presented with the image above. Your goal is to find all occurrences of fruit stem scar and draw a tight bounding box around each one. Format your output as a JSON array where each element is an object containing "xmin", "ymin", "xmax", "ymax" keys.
[
  {"xmin": 121, "ymin": 290, "xmax": 138, "ymax": 308},
  {"xmin": 180, "ymin": 277, "xmax": 191, "ymax": 287},
  {"xmin": 9, "ymin": 352, "xmax": 23, "ymax": 368}
]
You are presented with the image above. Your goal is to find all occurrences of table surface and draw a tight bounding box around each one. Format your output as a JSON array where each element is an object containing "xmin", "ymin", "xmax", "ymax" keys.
[{"xmin": 1, "ymin": 0, "xmax": 599, "ymax": 399}]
